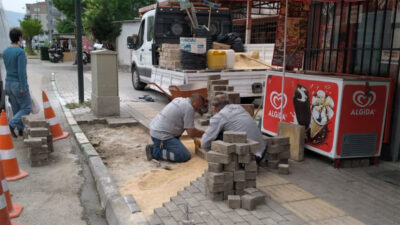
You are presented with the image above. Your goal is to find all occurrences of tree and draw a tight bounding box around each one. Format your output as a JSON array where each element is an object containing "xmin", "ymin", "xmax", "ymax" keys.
[
  {"xmin": 20, "ymin": 17, "xmax": 42, "ymax": 52},
  {"xmin": 56, "ymin": 18, "xmax": 75, "ymax": 34}
]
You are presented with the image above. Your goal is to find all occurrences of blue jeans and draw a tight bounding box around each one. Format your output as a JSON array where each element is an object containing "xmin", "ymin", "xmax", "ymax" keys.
[
  {"xmin": 5, "ymin": 81, "xmax": 32, "ymax": 131},
  {"xmin": 151, "ymin": 136, "xmax": 191, "ymax": 162}
]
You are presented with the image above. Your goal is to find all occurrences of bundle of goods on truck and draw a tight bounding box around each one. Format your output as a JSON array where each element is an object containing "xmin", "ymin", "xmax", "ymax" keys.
[{"xmin": 159, "ymin": 38, "xmax": 273, "ymax": 71}]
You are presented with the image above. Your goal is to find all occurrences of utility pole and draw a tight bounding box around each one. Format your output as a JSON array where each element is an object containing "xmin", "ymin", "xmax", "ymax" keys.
[{"xmin": 75, "ymin": 0, "xmax": 84, "ymax": 103}]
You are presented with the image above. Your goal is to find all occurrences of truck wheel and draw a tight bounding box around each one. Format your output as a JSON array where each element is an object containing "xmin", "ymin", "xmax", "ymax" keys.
[{"xmin": 132, "ymin": 67, "xmax": 146, "ymax": 90}]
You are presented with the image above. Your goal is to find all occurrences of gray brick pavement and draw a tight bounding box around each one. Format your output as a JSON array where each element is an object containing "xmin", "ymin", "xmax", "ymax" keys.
[{"xmin": 147, "ymin": 175, "xmax": 308, "ymax": 225}]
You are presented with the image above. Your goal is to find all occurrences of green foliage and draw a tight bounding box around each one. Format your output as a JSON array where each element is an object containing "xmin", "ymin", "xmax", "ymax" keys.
[
  {"xmin": 53, "ymin": 0, "xmax": 76, "ymax": 19},
  {"xmin": 65, "ymin": 101, "xmax": 91, "ymax": 109},
  {"xmin": 56, "ymin": 18, "xmax": 75, "ymax": 34},
  {"xmin": 20, "ymin": 17, "xmax": 43, "ymax": 51},
  {"xmin": 25, "ymin": 48, "xmax": 37, "ymax": 56}
]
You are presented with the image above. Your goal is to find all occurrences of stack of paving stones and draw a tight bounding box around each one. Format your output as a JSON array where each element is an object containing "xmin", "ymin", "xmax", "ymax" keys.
[
  {"xmin": 200, "ymin": 75, "xmax": 240, "ymax": 126},
  {"xmin": 159, "ymin": 43, "xmax": 181, "ymax": 70},
  {"xmin": 205, "ymin": 131, "xmax": 266, "ymax": 210},
  {"xmin": 263, "ymin": 135, "xmax": 290, "ymax": 174},
  {"xmin": 22, "ymin": 117, "xmax": 53, "ymax": 167}
]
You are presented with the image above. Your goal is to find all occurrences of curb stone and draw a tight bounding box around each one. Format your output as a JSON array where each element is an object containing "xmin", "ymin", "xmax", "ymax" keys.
[{"xmin": 51, "ymin": 81, "xmax": 144, "ymax": 225}]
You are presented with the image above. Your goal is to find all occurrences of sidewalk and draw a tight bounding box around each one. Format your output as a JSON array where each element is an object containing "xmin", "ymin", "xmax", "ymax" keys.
[
  {"xmin": 9, "ymin": 59, "xmax": 106, "ymax": 225},
  {"xmin": 50, "ymin": 60, "xmax": 400, "ymax": 225}
]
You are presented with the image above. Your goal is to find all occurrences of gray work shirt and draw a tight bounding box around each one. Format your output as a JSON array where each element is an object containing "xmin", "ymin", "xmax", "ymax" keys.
[
  {"xmin": 201, "ymin": 104, "xmax": 266, "ymax": 155},
  {"xmin": 150, "ymin": 97, "xmax": 195, "ymax": 140}
]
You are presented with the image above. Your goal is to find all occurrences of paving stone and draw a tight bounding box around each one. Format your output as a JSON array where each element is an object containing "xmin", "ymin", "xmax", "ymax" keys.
[
  {"xmin": 256, "ymin": 170, "xmax": 289, "ymax": 187},
  {"xmin": 178, "ymin": 190, "xmax": 192, "ymax": 199},
  {"xmin": 277, "ymin": 151, "xmax": 290, "ymax": 160},
  {"xmin": 148, "ymin": 214, "xmax": 163, "ymax": 225},
  {"xmin": 266, "ymin": 153, "xmax": 279, "ymax": 161},
  {"xmin": 245, "ymin": 180, "xmax": 257, "ymax": 188},
  {"xmin": 154, "ymin": 207, "xmax": 170, "ymax": 217},
  {"xmin": 235, "ymin": 208, "xmax": 251, "ymax": 216},
  {"xmin": 235, "ymin": 181, "xmax": 246, "ymax": 191},
  {"xmin": 238, "ymin": 154, "xmax": 252, "ymax": 163},
  {"xmin": 217, "ymin": 218, "xmax": 235, "ymax": 225},
  {"xmin": 106, "ymin": 117, "xmax": 138, "ymax": 127},
  {"xmin": 193, "ymin": 193, "xmax": 207, "ymax": 201},
  {"xmin": 170, "ymin": 209, "xmax": 186, "ymax": 221},
  {"xmin": 29, "ymin": 127, "xmax": 49, "ymax": 137},
  {"xmin": 268, "ymin": 160, "xmax": 280, "ymax": 169},
  {"xmin": 228, "ymin": 195, "xmax": 241, "ymax": 209},
  {"xmin": 271, "ymin": 136, "xmax": 290, "ymax": 145},
  {"xmin": 207, "ymin": 151, "xmax": 231, "ymax": 164},
  {"xmin": 160, "ymin": 216, "xmax": 179, "ymax": 225},
  {"xmin": 308, "ymin": 216, "xmax": 366, "ymax": 225},
  {"xmin": 28, "ymin": 120, "xmax": 49, "ymax": 128},
  {"xmin": 234, "ymin": 170, "xmax": 246, "ymax": 182},
  {"xmin": 200, "ymin": 200, "xmax": 219, "ymax": 210},
  {"xmin": 224, "ymin": 211, "xmax": 245, "ymax": 223},
  {"xmin": 268, "ymin": 144, "xmax": 290, "ymax": 154},
  {"xmin": 236, "ymin": 143, "xmax": 250, "ymax": 155},
  {"xmin": 206, "ymin": 172, "xmax": 225, "ymax": 184},
  {"xmin": 186, "ymin": 197, "xmax": 201, "ymax": 207},
  {"xmin": 283, "ymin": 214, "xmax": 306, "ymax": 225},
  {"xmin": 263, "ymin": 211, "xmax": 286, "ymax": 222},
  {"xmin": 206, "ymin": 191, "xmax": 224, "ymax": 201},
  {"xmin": 278, "ymin": 164, "xmax": 289, "ymax": 175},
  {"xmin": 223, "ymin": 131, "xmax": 247, "ymax": 143},
  {"xmin": 211, "ymin": 140, "xmax": 236, "ymax": 155},
  {"xmin": 209, "ymin": 162, "xmax": 224, "ymax": 173},
  {"xmin": 245, "ymin": 161, "xmax": 258, "ymax": 172},
  {"xmin": 196, "ymin": 148, "xmax": 208, "ymax": 160},
  {"xmin": 235, "ymin": 222, "xmax": 250, "ymax": 225},
  {"xmin": 214, "ymin": 201, "xmax": 234, "ymax": 213},
  {"xmin": 171, "ymin": 195, "xmax": 186, "ymax": 205},
  {"xmin": 245, "ymin": 171, "xmax": 257, "ymax": 180},
  {"xmin": 188, "ymin": 212, "xmax": 204, "ymax": 224},
  {"xmin": 163, "ymin": 201, "xmax": 180, "ymax": 212},
  {"xmin": 242, "ymin": 214, "xmax": 263, "ymax": 225},
  {"xmin": 185, "ymin": 185, "xmax": 201, "ymax": 193},
  {"xmin": 247, "ymin": 139, "xmax": 261, "ymax": 154},
  {"xmin": 266, "ymin": 200, "xmax": 293, "ymax": 216},
  {"xmin": 209, "ymin": 208, "xmax": 228, "ymax": 219},
  {"xmin": 261, "ymin": 218, "xmax": 279, "ymax": 225},
  {"xmin": 241, "ymin": 194, "xmax": 257, "ymax": 210},
  {"xmin": 224, "ymin": 159, "xmax": 240, "ymax": 172}
]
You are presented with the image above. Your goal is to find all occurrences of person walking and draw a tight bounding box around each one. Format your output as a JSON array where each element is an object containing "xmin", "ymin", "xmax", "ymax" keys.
[{"xmin": 2, "ymin": 28, "xmax": 31, "ymax": 137}]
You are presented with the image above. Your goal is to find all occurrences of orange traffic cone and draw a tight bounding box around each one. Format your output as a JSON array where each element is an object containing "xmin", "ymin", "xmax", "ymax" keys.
[
  {"xmin": 42, "ymin": 91, "xmax": 69, "ymax": 141},
  {"xmin": 0, "ymin": 175, "xmax": 22, "ymax": 225},
  {"xmin": 0, "ymin": 160, "xmax": 23, "ymax": 218},
  {"xmin": 0, "ymin": 111, "xmax": 28, "ymax": 182}
]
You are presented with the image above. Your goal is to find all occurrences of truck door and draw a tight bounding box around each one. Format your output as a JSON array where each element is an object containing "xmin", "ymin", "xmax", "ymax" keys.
[
  {"xmin": 134, "ymin": 19, "xmax": 147, "ymax": 77},
  {"xmin": 142, "ymin": 15, "xmax": 154, "ymax": 77}
]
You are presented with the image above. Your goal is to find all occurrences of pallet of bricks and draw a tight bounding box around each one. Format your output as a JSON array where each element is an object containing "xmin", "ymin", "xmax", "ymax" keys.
[
  {"xmin": 22, "ymin": 117, "xmax": 54, "ymax": 167},
  {"xmin": 199, "ymin": 75, "xmax": 240, "ymax": 126},
  {"xmin": 205, "ymin": 131, "xmax": 267, "ymax": 210},
  {"xmin": 159, "ymin": 43, "xmax": 180, "ymax": 70},
  {"xmin": 263, "ymin": 135, "xmax": 290, "ymax": 174}
]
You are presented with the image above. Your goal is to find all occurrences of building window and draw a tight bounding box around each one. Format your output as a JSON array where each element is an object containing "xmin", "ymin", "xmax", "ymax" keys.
[{"xmin": 305, "ymin": 0, "xmax": 400, "ymax": 80}]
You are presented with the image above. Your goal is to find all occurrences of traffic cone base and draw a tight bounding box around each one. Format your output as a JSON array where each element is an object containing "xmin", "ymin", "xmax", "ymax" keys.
[
  {"xmin": 52, "ymin": 131, "xmax": 69, "ymax": 141},
  {"xmin": 8, "ymin": 203, "xmax": 23, "ymax": 219},
  {"xmin": 5, "ymin": 170, "xmax": 28, "ymax": 182}
]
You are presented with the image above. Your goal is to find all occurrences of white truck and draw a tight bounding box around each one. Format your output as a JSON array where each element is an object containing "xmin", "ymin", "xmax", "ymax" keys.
[{"xmin": 127, "ymin": 2, "xmax": 273, "ymax": 100}]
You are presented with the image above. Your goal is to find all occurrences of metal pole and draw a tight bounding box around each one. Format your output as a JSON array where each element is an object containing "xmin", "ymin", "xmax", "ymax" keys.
[
  {"xmin": 245, "ymin": 0, "xmax": 252, "ymax": 44},
  {"xmin": 279, "ymin": 0, "xmax": 288, "ymax": 122},
  {"xmin": 75, "ymin": 0, "xmax": 84, "ymax": 103}
]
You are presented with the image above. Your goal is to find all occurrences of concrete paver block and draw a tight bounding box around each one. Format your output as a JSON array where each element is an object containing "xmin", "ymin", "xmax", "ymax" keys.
[
  {"xmin": 277, "ymin": 122, "xmax": 305, "ymax": 161},
  {"xmin": 241, "ymin": 194, "xmax": 257, "ymax": 210},
  {"xmin": 211, "ymin": 140, "xmax": 235, "ymax": 155},
  {"xmin": 245, "ymin": 180, "xmax": 256, "ymax": 188},
  {"xmin": 195, "ymin": 148, "xmax": 208, "ymax": 160},
  {"xmin": 309, "ymin": 216, "xmax": 367, "ymax": 225},
  {"xmin": 238, "ymin": 154, "xmax": 252, "ymax": 164},
  {"xmin": 245, "ymin": 171, "xmax": 257, "ymax": 180},
  {"xmin": 223, "ymin": 131, "xmax": 247, "ymax": 143},
  {"xmin": 234, "ymin": 170, "xmax": 246, "ymax": 182},
  {"xmin": 212, "ymin": 85, "xmax": 227, "ymax": 91},
  {"xmin": 206, "ymin": 172, "xmax": 225, "ymax": 184},
  {"xmin": 228, "ymin": 195, "xmax": 241, "ymax": 209},
  {"xmin": 206, "ymin": 151, "xmax": 231, "ymax": 164},
  {"xmin": 235, "ymin": 143, "xmax": 250, "ymax": 155},
  {"xmin": 256, "ymin": 170, "xmax": 289, "ymax": 187},
  {"xmin": 278, "ymin": 164, "xmax": 290, "ymax": 175},
  {"xmin": 268, "ymin": 144, "xmax": 290, "ymax": 154},
  {"xmin": 244, "ymin": 161, "xmax": 258, "ymax": 172},
  {"xmin": 208, "ymin": 162, "xmax": 223, "ymax": 173},
  {"xmin": 29, "ymin": 127, "xmax": 49, "ymax": 137},
  {"xmin": 271, "ymin": 136, "xmax": 290, "ymax": 145},
  {"xmin": 268, "ymin": 160, "xmax": 279, "ymax": 169},
  {"xmin": 247, "ymin": 139, "xmax": 260, "ymax": 154}
]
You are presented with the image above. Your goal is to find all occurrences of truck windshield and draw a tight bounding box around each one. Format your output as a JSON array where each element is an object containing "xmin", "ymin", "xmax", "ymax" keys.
[{"xmin": 147, "ymin": 16, "xmax": 154, "ymax": 42}]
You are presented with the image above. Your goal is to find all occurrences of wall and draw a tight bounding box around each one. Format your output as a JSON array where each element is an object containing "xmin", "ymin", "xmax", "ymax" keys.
[{"xmin": 116, "ymin": 21, "xmax": 140, "ymax": 66}]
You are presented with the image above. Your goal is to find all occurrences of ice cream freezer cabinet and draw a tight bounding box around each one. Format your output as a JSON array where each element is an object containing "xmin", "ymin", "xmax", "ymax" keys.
[{"xmin": 261, "ymin": 71, "xmax": 390, "ymax": 161}]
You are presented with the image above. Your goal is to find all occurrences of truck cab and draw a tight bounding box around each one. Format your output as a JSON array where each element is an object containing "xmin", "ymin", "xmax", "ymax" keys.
[{"xmin": 128, "ymin": 2, "xmax": 233, "ymax": 90}]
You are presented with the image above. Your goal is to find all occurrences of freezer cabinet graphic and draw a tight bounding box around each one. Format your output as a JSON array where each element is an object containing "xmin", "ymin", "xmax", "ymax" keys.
[{"xmin": 261, "ymin": 72, "xmax": 390, "ymax": 159}]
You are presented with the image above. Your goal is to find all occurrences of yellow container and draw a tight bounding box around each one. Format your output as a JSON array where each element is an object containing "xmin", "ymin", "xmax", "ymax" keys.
[{"xmin": 207, "ymin": 49, "xmax": 227, "ymax": 70}]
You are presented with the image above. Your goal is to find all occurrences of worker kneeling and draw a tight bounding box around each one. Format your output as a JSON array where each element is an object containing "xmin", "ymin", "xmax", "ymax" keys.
[
  {"xmin": 201, "ymin": 94, "xmax": 266, "ymax": 164},
  {"xmin": 146, "ymin": 94, "xmax": 206, "ymax": 162}
]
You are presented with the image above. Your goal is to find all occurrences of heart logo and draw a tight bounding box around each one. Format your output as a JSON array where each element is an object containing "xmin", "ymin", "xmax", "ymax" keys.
[
  {"xmin": 270, "ymin": 91, "xmax": 287, "ymax": 110},
  {"xmin": 352, "ymin": 90, "xmax": 376, "ymax": 108}
]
